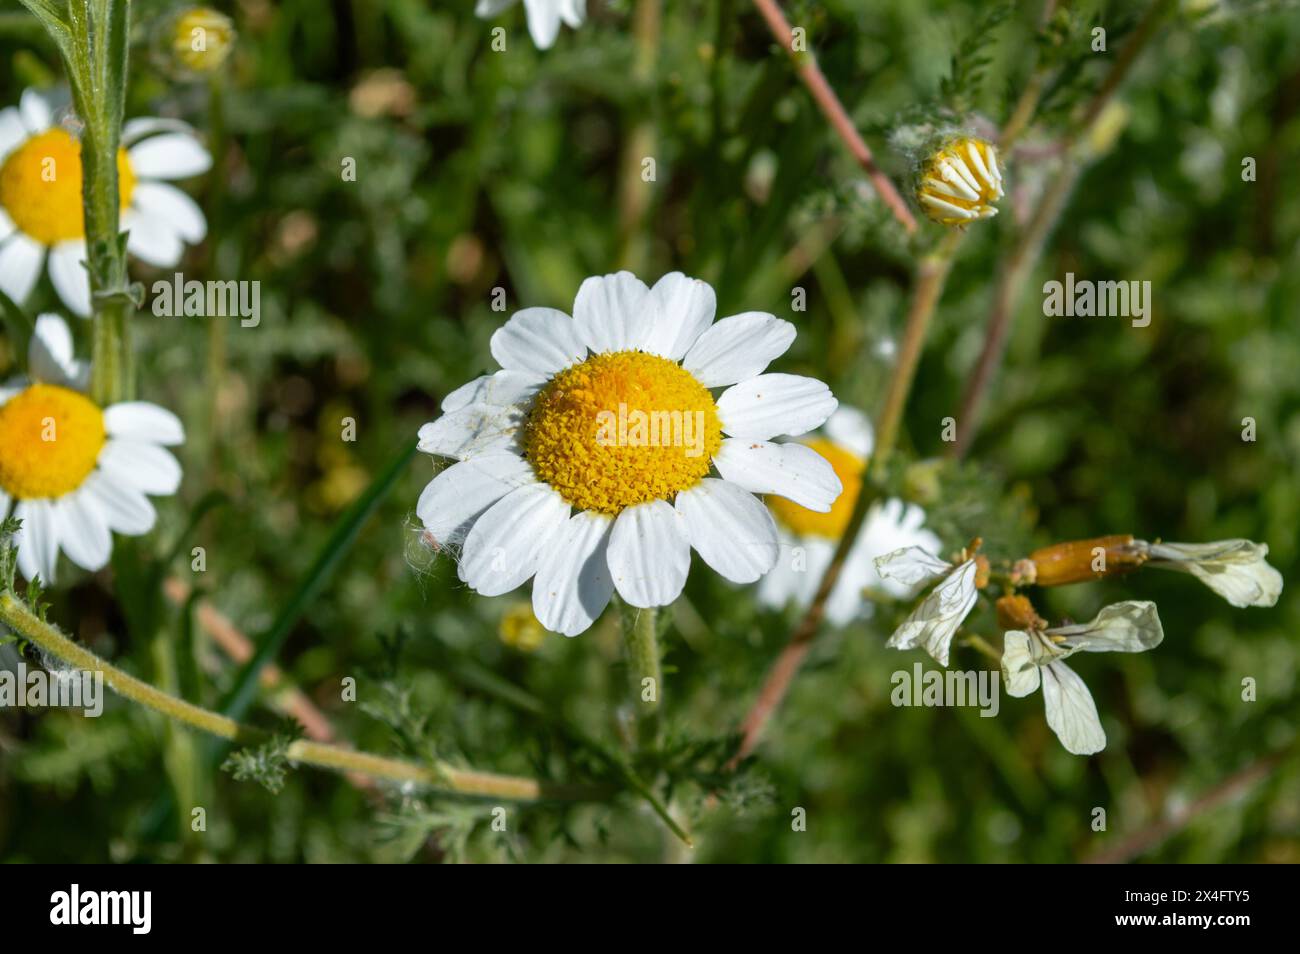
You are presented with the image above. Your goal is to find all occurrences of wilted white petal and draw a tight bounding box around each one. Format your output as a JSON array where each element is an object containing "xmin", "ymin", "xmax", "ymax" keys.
[
  {"xmin": 1144, "ymin": 539, "xmax": 1282, "ymax": 608},
  {"xmin": 1052, "ymin": 600, "xmax": 1164, "ymax": 654},
  {"xmin": 874, "ymin": 546, "xmax": 952, "ymax": 588},
  {"xmin": 1040, "ymin": 660, "xmax": 1106, "ymax": 756},
  {"xmin": 1000, "ymin": 631, "xmax": 1043, "ymax": 698},
  {"xmin": 885, "ymin": 559, "xmax": 978, "ymax": 667}
]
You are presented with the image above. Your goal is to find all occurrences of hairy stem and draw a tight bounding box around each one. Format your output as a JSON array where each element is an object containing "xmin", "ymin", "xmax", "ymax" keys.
[
  {"xmin": 623, "ymin": 605, "xmax": 662, "ymax": 747},
  {"xmin": 0, "ymin": 593, "xmax": 595, "ymax": 802}
]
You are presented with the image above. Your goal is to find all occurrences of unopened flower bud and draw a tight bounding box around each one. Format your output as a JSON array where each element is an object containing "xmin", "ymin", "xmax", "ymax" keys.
[
  {"xmin": 158, "ymin": 7, "xmax": 236, "ymax": 77},
  {"xmin": 916, "ymin": 136, "xmax": 1005, "ymax": 227},
  {"xmin": 995, "ymin": 594, "xmax": 1047, "ymax": 632}
]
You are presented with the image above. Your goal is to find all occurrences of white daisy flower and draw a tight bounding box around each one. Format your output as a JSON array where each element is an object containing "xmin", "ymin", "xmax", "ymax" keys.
[
  {"xmin": 0, "ymin": 313, "xmax": 185, "ymax": 583},
  {"xmin": 0, "ymin": 88, "xmax": 211, "ymax": 317},
  {"xmin": 1132, "ymin": 538, "xmax": 1282, "ymax": 609},
  {"xmin": 757, "ymin": 407, "xmax": 942, "ymax": 625},
  {"xmin": 416, "ymin": 271, "xmax": 841, "ymax": 637},
  {"xmin": 475, "ymin": 0, "xmax": 586, "ymax": 50},
  {"xmin": 1001, "ymin": 601, "xmax": 1164, "ymax": 755},
  {"xmin": 875, "ymin": 546, "xmax": 979, "ymax": 666}
]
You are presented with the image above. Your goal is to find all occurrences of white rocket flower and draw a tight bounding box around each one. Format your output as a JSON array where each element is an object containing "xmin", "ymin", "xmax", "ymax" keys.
[
  {"xmin": 1132, "ymin": 539, "xmax": 1282, "ymax": 608},
  {"xmin": 875, "ymin": 546, "xmax": 979, "ymax": 666},
  {"xmin": 1002, "ymin": 601, "xmax": 1164, "ymax": 756}
]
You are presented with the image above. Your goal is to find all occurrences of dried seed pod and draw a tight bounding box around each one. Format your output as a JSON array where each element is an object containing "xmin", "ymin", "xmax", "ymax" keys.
[{"xmin": 1029, "ymin": 535, "xmax": 1146, "ymax": 587}]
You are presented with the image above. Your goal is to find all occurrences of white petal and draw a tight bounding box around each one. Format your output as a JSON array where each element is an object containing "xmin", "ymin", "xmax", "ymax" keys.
[
  {"xmin": 490, "ymin": 307, "xmax": 587, "ymax": 375},
  {"xmin": 885, "ymin": 559, "xmax": 978, "ymax": 666},
  {"xmin": 1041, "ymin": 660, "xmax": 1106, "ymax": 756},
  {"xmin": 675, "ymin": 478, "xmax": 778, "ymax": 583},
  {"xmin": 607, "ymin": 499, "xmax": 690, "ymax": 607},
  {"xmin": 47, "ymin": 241, "xmax": 91, "ymax": 317},
  {"xmin": 824, "ymin": 406, "xmax": 874, "ymax": 458},
  {"xmin": 874, "ymin": 545, "xmax": 952, "ymax": 588},
  {"xmin": 82, "ymin": 471, "xmax": 156, "ymax": 535},
  {"xmin": 0, "ymin": 109, "xmax": 27, "ymax": 162},
  {"xmin": 104, "ymin": 402, "xmax": 186, "ymax": 446},
  {"xmin": 416, "ymin": 452, "xmax": 536, "ymax": 545},
  {"xmin": 681, "ymin": 312, "xmax": 795, "ymax": 388},
  {"xmin": 640, "ymin": 272, "xmax": 716, "ymax": 360},
  {"xmin": 122, "ymin": 117, "xmax": 198, "ymax": 145},
  {"xmin": 1053, "ymin": 600, "xmax": 1164, "ymax": 654},
  {"xmin": 123, "ymin": 209, "xmax": 184, "ymax": 267},
  {"xmin": 559, "ymin": 0, "xmax": 586, "ymax": 27},
  {"xmin": 825, "ymin": 549, "xmax": 875, "ymax": 625},
  {"xmin": 711, "ymin": 438, "xmax": 842, "ymax": 512},
  {"xmin": 18, "ymin": 89, "xmax": 52, "ymax": 134},
  {"xmin": 524, "ymin": 0, "xmax": 564, "ymax": 48},
  {"xmin": 131, "ymin": 182, "xmax": 207, "ymax": 244},
  {"xmin": 0, "ymin": 233, "xmax": 46, "ymax": 305},
  {"xmin": 417, "ymin": 401, "xmax": 526, "ymax": 460},
  {"xmin": 13, "ymin": 499, "xmax": 58, "ymax": 583},
  {"xmin": 852, "ymin": 500, "xmax": 943, "ymax": 600},
  {"xmin": 127, "ymin": 133, "xmax": 212, "ymax": 179},
  {"xmin": 96, "ymin": 440, "xmax": 183, "ymax": 495},
  {"xmin": 29, "ymin": 312, "xmax": 77, "ymax": 384},
  {"xmin": 532, "ymin": 510, "xmax": 615, "ymax": 636},
  {"xmin": 460, "ymin": 483, "xmax": 569, "ymax": 596},
  {"xmin": 717, "ymin": 373, "xmax": 837, "ymax": 440},
  {"xmin": 440, "ymin": 369, "xmax": 545, "ymax": 412},
  {"xmin": 757, "ymin": 540, "xmax": 802, "ymax": 610},
  {"xmin": 1146, "ymin": 539, "xmax": 1283, "ymax": 608},
  {"xmin": 1000, "ymin": 631, "xmax": 1043, "ymax": 698},
  {"xmin": 572, "ymin": 271, "xmax": 652, "ymax": 354},
  {"xmin": 51, "ymin": 492, "xmax": 111, "ymax": 572}
]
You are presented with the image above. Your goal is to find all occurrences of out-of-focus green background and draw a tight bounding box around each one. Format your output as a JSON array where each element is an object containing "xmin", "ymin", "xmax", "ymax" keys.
[{"xmin": 0, "ymin": 0, "xmax": 1297, "ymax": 862}]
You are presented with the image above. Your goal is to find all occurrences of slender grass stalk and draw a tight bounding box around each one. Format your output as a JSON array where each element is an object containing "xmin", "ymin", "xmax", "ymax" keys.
[
  {"xmin": 749, "ymin": 0, "xmax": 917, "ymax": 234},
  {"xmin": 951, "ymin": 0, "xmax": 1175, "ymax": 458},
  {"xmin": 729, "ymin": 230, "xmax": 965, "ymax": 766},
  {"xmin": 0, "ymin": 593, "xmax": 598, "ymax": 802}
]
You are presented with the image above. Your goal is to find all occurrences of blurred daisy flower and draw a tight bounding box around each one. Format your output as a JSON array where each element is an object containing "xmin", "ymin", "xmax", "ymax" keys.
[
  {"xmin": 916, "ymin": 136, "xmax": 1004, "ymax": 227},
  {"xmin": 0, "ymin": 314, "xmax": 184, "ymax": 582},
  {"xmin": 158, "ymin": 6, "xmax": 238, "ymax": 78},
  {"xmin": 1001, "ymin": 601, "xmax": 1164, "ymax": 755},
  {"xmin": 416, "ymin": 271, "xmax": 841, "ymax": 637},
  {"xmin": 1130, "ymin": 538, "xmax": 1282, "ymax": 608},
  {"xmin": 758, "ymin": 407, "xmax": 942, "ymax": 625},
  {"xmin": 875, "ymin": 546, "xmax": 980, "ymax": 666},
  {"xmin": 0, "ymin": 89, "xmax": 210, "ymax": 316},
  {"xmin": 475, "ymin": 0, "xmax": 585, "ymax": 50}
]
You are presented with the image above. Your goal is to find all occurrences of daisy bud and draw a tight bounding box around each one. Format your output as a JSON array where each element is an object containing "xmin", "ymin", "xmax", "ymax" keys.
[
  {"xmin": 1029, "ymin": 534, "xmax": 1146, "ymax": 587},
  {"xmin": 915, "ymin": 136, "xmax": 1004, "ymax": 227},
  {"xmin": 159, "ymin": 7, "xmax": 237, "ymax": 77},
  {"xmin": 1133, "ymin": 539, "xmax": 1283, "ymax": 608}
]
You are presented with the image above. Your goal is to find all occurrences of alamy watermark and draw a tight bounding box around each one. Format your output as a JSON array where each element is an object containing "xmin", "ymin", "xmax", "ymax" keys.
[
  {"xmin": 1042, "ymin": 272, "xmax": 1151, "ymax": 328},
  {"xmin": 891, "ymin": 663, "xmax": 1000, "ymax": 717},
  {"xmin": 0, "ymin": 662, "xmax": 103, "ymax": 716},
  {"xmin": 150, "ymin": 272, "xmax": 261, "ymax": 327},
  {"xmin": 595, "ymin": 403, "xmax": 706, "ymax": 458}
]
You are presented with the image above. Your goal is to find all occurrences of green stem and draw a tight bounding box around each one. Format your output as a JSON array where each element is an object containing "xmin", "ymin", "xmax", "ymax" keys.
[
  {"xmin": 0, "ymin": 593, "xmax": 595, "ymax": 802},
  {"xmin": 623, "ymin": 605, "xmax": 662, "ymax": 746}
]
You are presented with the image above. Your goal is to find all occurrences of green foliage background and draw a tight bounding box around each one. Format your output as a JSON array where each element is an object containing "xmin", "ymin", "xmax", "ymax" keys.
[{"xmin": 0, "ymin": 0, "xmax": 1298, "ymax": 863}]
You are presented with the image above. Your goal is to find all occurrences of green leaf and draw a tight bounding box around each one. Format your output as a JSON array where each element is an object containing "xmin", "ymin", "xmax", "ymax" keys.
[{"xmin": 215, "ymin": 438, "xmax": 419, "ymax": 728}]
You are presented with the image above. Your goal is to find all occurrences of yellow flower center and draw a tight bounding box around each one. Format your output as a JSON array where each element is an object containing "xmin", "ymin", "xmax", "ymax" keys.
[
  {"xmin": 0, "ymin": 128, "xmax": 136, "ymax": 245},
  {"xmin": 524, "ymin": 351, "xmax": 722, "ymax": 515},
  {"xmin": 769, "ymin": 438, "xmax": 863, "ymax": 539},
  {"xmin": 0, "ymin": 384, "xmax": 106, "ymax": 499}
]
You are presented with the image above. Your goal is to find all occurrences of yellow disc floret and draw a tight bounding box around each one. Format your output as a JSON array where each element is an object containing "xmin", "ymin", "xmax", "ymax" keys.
[
  {"xmin": 0, "ymin": 384, "xmax": 106, "ymax": 499},
  {"xmin": 0, "ymin": 128, "xmax": 136, "ymax": 245},
  {"xmin": 524, "ymin": 351, "xmax": 722, "ymax": 515},
  {"xmin": 769, "ymin": 438, "xmax": 863, "ymax": 539},
  {"xmin": 916, "ymin": 137, "xmax": 1004, "ymax": 227}
]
